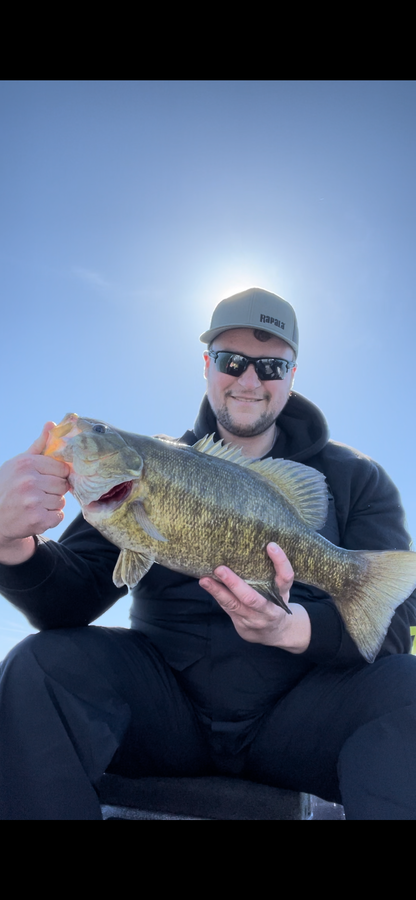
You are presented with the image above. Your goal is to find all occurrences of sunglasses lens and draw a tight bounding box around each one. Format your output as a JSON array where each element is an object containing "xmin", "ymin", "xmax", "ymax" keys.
[
  {"xmin": 215, "ymin": 353, "xmax": 247, "ymax": 376},
  {"xmin": 226, "ymin": 354, "xmax": 247, "ymax": 376},
  {"xmin": 256, "ymin": 359, "xmax": 285, "ymax": 380},
  {"xmin": 212, "ymin": 352, "xmax": 290, "ymax": 380}
]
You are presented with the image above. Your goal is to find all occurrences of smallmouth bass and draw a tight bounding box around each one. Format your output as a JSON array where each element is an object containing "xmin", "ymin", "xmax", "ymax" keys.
[{"xmin": 43, "ymin": 413, "xmax": 416, "ymax": 663}]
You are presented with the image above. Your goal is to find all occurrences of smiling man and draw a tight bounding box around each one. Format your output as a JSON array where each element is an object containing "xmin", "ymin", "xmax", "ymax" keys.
[
  {"xmin": 204, "ymin": 331, "xmax": 296, "ymax": 458},
  {"xmin": 1, "ymin": 286, "xmax": 416, "ymax": 820}
]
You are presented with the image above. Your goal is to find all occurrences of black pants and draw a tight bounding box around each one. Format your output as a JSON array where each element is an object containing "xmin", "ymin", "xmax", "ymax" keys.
[{"xmin": 1, "ymin": 625, "xmax": 416, "ymax": 819}]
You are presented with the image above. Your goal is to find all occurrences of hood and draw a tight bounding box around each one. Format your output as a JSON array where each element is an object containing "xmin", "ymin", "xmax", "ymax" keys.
[{"xmin": 191, "ymin": 391, "xmax": 329, "ymax": 463}]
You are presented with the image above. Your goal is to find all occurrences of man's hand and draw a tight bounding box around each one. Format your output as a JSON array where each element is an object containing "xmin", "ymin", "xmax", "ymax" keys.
[
  {"xmin": 0, "ymin": 423, "xmax": 71, "ymax": 565},
  {"xmin": 199, "ymin": 543, "xmax": 311, "ymax": 654}
]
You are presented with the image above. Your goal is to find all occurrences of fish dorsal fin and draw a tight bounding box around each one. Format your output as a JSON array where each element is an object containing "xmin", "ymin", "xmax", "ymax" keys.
[
  {"xmin": 192, "ymin": 434, "xmax": 254, "ymax": 467},
  {"xmin": 248, "ymin": 458, "xmax": 328, "ymax": 530},
  {"xmin": 192, "ymin": 434, "xmax": 328, "ymax": 530}
]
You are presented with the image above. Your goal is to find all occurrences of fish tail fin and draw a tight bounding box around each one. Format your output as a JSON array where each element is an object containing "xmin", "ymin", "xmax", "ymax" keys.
[{"xmin": 333, "ymin": 550, "xmax": 416, "ymax": 663}]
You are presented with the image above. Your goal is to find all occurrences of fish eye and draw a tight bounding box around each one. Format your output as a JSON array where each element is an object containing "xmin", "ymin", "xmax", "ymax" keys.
[{"xmin": 92, "ymin": 423, "xmax": 108, "ymax": 434}]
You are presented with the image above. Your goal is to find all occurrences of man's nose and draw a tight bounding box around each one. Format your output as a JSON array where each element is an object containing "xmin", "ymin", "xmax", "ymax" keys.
[{"xmin": 237, "ymin": 364, "xmax": 262, "ymax": 388}]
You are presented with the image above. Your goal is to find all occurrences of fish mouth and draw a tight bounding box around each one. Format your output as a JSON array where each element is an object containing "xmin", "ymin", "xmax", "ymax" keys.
[
  {"xmin": 84, "ymin": 481, "xmax": 134, "ymax": 512},
  {"xmin": 44, "ymin": 417, "xmax": 83, "ymax": 458},
  {"xmin": 98, "ymin": 481, "xmax": 133, "ymax": 504}
]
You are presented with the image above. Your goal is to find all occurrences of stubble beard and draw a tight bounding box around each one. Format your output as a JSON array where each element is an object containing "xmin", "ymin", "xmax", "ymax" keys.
[{"xmin": 215, "ymin": 398, "xmax": 278, "ymax": 438}]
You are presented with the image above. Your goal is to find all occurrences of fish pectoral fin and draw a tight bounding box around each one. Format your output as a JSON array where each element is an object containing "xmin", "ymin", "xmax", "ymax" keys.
[
  {"xmin": 131, "ymin": 501, "xmax": 168, "ymax": 542},
  {"xmin": 113, "ymin": 549, "xmax": 154, "ymax": 588}
]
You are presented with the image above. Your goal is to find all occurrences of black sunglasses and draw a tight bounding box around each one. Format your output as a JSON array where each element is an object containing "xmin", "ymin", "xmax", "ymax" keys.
[{"xmin": 208, "ymin": 350, "xmax": 296, "ymax": 381}]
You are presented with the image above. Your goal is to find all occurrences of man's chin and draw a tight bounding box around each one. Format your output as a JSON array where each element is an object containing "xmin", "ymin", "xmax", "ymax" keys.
[{"xmin": 215, "ymin": 407, "xmax": 276, "ymax": 438}]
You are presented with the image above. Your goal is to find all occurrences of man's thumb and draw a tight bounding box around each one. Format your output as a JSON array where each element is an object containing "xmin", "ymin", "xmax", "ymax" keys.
[{"xmin": 27, "ymin": 422, "xmax": 56, "ymax": 455}]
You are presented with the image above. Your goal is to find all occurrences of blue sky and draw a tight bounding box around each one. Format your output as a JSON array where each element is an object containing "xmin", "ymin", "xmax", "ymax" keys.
[{"xmin": 1, "ymin": 80, "xmax": 416, "ymax": 658}]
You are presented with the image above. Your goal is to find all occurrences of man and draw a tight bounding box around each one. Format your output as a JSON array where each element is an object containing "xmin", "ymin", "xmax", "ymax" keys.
[{"xmin": 1, "ymin": 287, "xmax": 416, "ymax": 819}]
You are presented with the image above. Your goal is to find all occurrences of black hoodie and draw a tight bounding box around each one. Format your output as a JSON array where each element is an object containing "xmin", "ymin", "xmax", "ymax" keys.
[{"xmin": 0, "ymin": 392, "xmax": 415, "ymax": 750}]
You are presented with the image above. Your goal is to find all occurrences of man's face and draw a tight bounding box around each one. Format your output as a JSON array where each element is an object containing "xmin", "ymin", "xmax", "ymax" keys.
[{"xmin": 203, "ymin": 328, "xmax": 297, "ymax": 438}]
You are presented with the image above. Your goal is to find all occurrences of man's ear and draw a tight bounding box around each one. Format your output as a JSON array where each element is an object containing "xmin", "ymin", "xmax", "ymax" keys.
[{"xmin": 203, "ymin": 351, "xmax": 210, "ymax": 380}]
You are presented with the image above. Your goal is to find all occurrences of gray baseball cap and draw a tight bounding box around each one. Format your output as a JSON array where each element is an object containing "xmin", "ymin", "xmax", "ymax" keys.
[{"xmin": 200, "ymin": 287, "xmax": 299, "ymax": 357}]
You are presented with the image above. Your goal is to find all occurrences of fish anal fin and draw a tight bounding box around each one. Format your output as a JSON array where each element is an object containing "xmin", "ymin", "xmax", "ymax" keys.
[
  {"xmin": 248, "ymin": 580, "xmax": 292, "ymax": 615},
  {"xmin": 131, "ymin": 501, "xmax": 168, "ymax": 542},
  {"xmin": 113, "ymin": 549, "xmax": 154, "ymax": 588}
]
